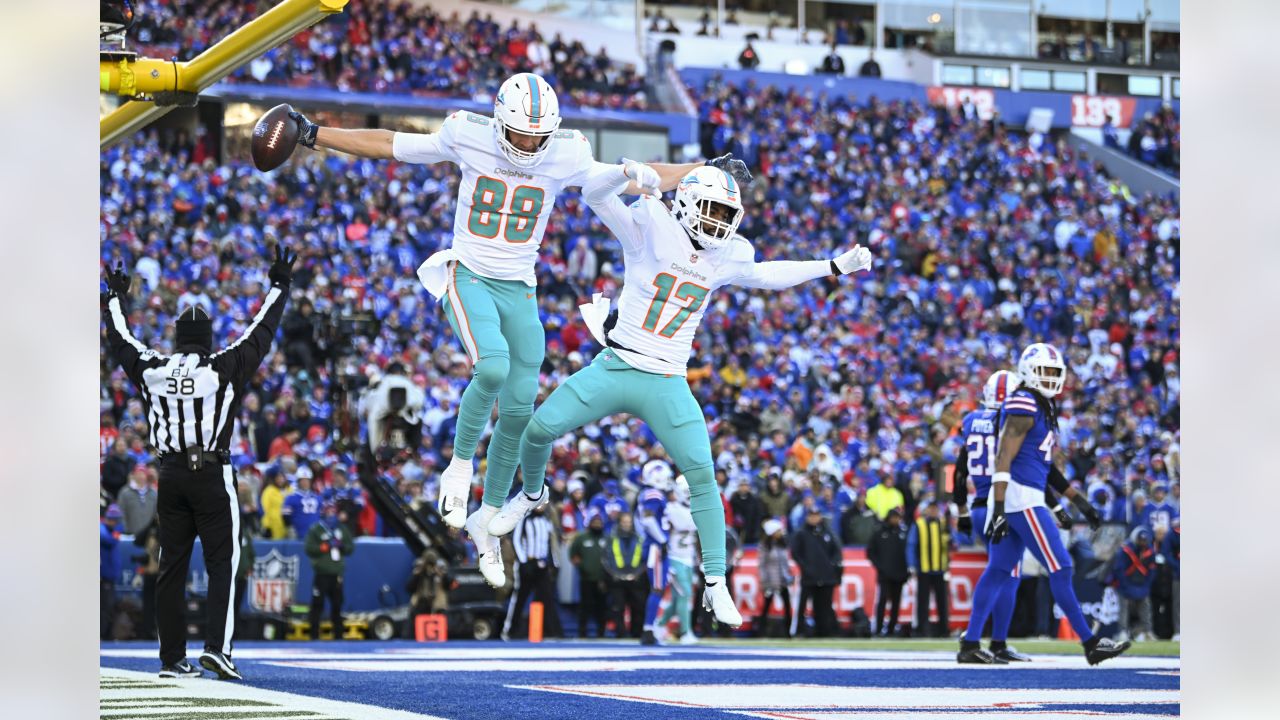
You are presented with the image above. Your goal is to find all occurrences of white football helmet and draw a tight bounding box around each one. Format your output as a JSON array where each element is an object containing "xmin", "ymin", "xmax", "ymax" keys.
[
  {"xmin": 982, "ymin": 369, "xmax": 1021, "ymax": 409},
  {"xmin": 672, "ymin": 474, "xmax": 691, "ymax": 506},
  {"xmin": 642, "ymin": 459, "xmax": 674, "ymax": 492},
  {"xmin": 1017, "ymin": 343, "xmax": 1067, "ymax": 398},
  {"xmin": 672, "ymin": 166, "xmax": 744, "ymax": 249},
  {"xmin": 494, "ymin": 73, "xmax": 562, "ymax": 168}
]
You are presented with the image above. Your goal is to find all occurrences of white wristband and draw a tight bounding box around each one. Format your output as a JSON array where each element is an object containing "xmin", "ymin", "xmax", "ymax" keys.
[{"xmin": 992, "ymin": 471, "xmax": 1011, "ymax": 485}]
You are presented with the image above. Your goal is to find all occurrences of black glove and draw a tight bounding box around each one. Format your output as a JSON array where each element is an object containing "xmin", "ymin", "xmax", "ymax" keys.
[
  {"xmin": 105, "ymin": 261, "xmax": 131, "ymax": 298},
  {"xmin": 706, "ymin": 153, "xmax": 752, "ymax": 186},
  {"xmin": 1052, "ymin": 505, "xmax": 1073, "ymax": 530},
  {"xmin": 1073, "ymin": 496, "xmax": 1103, "ymax": 531},
  {"xmin": 989, "ymin": 501, "xmax": 1010, "ymax": 543},
  {"xmin": 289, "ymin": 109, "xmax": 319, "ymax": 149},
  {"xmin": 268, "ymin": 245, "xmax": 298, "ymax": 288},
  {"xmin": 956, "ymin": 514, "xmax": 972, "ymax": 535}
]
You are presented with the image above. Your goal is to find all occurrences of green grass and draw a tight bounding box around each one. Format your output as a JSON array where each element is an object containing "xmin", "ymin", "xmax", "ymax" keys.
[{"xmin": 695, "ymin": 637, "xmax": 1181, "ymax": 657}]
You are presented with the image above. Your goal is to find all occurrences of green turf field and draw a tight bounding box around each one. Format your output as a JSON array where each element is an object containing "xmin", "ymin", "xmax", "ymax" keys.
[{"xmin": 698, "ymin": 637, "xmax": 1181, "ymax": 656}]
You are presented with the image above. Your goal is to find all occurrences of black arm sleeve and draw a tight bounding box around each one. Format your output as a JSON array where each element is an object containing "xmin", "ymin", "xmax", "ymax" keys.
[
  {"xmin": 1044, "ymin": 461, "xmax": 1075, "ymax": 502},
  {"xmin": 102, "ymin": 296, "xmax": 165, "ymax": 387},
  {"xmin": 211, "ymin": 286, "xmax": 289, "ymax": 387},
  {"xmin": 952, "ymin": 445, "xmax": 970, "ymax": 511}
]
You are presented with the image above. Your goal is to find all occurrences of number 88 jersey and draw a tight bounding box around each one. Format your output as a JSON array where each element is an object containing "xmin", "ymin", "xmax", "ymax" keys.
[{"xmin": 392, "ymin": 111, "xmax": 599, "ymax": 287}]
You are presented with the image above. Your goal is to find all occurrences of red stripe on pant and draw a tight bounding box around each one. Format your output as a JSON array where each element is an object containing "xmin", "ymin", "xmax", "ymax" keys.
[{"xmin": 1023, "ymin": 508, "xmax": 1061, "ymax": 573}]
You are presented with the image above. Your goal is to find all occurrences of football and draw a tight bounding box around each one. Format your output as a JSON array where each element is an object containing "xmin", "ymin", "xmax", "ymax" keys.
[{"xmin": 251, "ymin": 103, "xmax": 299, "ymax": 171}]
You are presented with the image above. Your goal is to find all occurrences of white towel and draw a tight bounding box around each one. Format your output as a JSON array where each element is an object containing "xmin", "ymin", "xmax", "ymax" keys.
[
  {"xmin": 578, "ymin": 292, "xmax": 611, "ymax": 344},
  {"xmin": 416, "ymin": 249, "xmax": 459, "ymax": 300}
]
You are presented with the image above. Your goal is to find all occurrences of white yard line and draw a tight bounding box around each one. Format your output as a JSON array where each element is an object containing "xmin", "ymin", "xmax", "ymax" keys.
[{"xmin": 100, "ymin": 667, "xmax": 447, "ymax": 720}]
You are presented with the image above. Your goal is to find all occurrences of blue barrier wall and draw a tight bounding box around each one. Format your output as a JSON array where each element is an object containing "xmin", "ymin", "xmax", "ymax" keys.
[{"xmin": 111, "ymin": 536, "xmax": 416, "ymax": 614}]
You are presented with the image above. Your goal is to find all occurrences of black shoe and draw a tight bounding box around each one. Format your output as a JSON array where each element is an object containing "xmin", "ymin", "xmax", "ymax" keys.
[
  {"xmin": 199, "ymin": 650, "xmax": 243, "ymax": 680},
  {"xmin": 641, "ymin": 630, "xmax": 658, "ymax": 646},
  {"xmin": 158, "ymin": 660, "xmax": 202, "ymax": 678},
  {"xmin": 957, "ymin": 641, "xmax": 1007, "ymax": 665},
  {"xmin": 991, "ymin": 643, "xmax": 1033, "ymax": 662},
  {"xmin": 1084, "ymin": 637, "xmax": 1131, "ymax": 666}
]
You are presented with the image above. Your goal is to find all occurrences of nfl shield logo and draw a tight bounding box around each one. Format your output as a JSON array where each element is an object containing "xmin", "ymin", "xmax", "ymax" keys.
[
  {"xmin": 690, "ymin": 254, "xmax": 699, "ymax": 263},
  {"xmin": 250, "ymin": 549, "xmax": 299, "ymax": 614}
]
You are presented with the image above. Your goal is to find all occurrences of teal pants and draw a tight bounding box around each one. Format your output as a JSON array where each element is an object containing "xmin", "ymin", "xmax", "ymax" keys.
[
  {"xmin": 658, "ymin": 559, "xmax": 695, "ymax": 636},
  {"xmin": 519, "ymin": 350, "xmax": 727, "ymax": 576},
  {"xmin": 441, "ymin": 262, "xmax": 544, "ymax": 508}
]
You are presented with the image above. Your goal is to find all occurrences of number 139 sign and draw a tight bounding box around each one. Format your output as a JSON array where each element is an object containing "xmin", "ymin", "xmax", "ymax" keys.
[{"xmin": 1070, "ymin": 95, "xmax": 1137, "ymax": 128}]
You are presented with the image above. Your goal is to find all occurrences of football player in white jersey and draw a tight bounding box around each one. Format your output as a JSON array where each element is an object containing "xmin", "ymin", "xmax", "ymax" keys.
[
  {"xmin": 489, "ymin": 163, "xmax": 873, "ymax": 627},
  {"xmin": 656, "ymin": 474, "xmax": 700, "ymax": 644},
  {"xmin": 286, "ymin": 74, "xmax": 747, "ymax": 588}
]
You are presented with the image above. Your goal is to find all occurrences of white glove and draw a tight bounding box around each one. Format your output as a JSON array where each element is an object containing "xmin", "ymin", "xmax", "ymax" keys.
[
  {"xmin": 622, "ymin": 158, "xmax": 661, "ymax": 196},
  {"xmin": 833, "ymin": 245, "xmax": 873, "ymax": 275}
]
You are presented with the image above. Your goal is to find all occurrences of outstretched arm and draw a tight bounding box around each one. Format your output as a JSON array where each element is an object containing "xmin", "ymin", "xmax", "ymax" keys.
[
  {"xmin": 102, "ymin": 264, "xmax": 164, "ymax": 387},
  {"xmin": 652, "ymin": 154, "xmax": 754, "ymax": 192},
  {"xmin": 315, "ymin": 127, "xmax": 396, "ymax": 160},
  {"xmin": 292, "ymin": 108, "xmax": 454, "ymax": 163},
  {"xmin": 732, "ymin": 245, "xmax": 873, "ymax": 290}
]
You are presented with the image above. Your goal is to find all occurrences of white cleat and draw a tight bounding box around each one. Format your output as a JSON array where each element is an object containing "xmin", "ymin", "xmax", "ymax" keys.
[
  {"xmin": 652, "ymin": 624, "xmax": 668, "ymax": 644},
  {"xmin": 487, "ymin": 487, "xmax": 548, "ymax": 536},
  {"xmin": 437, "ymin": 457, "xmax": 473, "ymax": 529},
  {"xmin": 702, "ymin": 576, "xmax": 743, "ymax": 628},
  {"xmin": 679, "ymin": 632, "xmax": 700, "ymax": 645},
  {"xmin": 465, "ymin": 508, "xmax": 506, "ymax": 588}
]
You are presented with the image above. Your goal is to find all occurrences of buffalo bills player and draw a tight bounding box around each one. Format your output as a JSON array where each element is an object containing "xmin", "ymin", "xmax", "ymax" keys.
[
  {"xmin": 961, "ymin": 345, "xmax": 1127, "ymax": 666},
  {"xmin": 956, "ymin": 369, "xmax": 1102, "ymax": 663},
  {"xmin": 638, "ymin": 460, "xmax": 674, "ymax": 645}
]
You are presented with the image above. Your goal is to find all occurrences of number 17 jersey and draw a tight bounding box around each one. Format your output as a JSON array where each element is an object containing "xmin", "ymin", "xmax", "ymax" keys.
[
  {"xmin": 393, "ymin": 111, "xmax": 598, "ymax": 287},
  {"xmin": 600, "ymin": 196, "xmax": 764, "ymax": 376}
]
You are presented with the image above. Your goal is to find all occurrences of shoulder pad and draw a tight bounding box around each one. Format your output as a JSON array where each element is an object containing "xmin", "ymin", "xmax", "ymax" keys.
[{"xmin": 726, "ymin": 235, "xmax": 755, "ymax": 263}]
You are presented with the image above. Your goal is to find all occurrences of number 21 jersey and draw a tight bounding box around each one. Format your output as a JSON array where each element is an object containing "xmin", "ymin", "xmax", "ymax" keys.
[{"xmin": 392, "ymin": 111, "xmax": 597, "ymax": 286}]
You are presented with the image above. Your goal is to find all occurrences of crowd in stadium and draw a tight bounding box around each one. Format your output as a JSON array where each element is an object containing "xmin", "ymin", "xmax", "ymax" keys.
[
  {"xmin": 126, "ymin": 0, "xmax": 647, "ymax": 110},
  {"xmin": 1107, "ymin": 103, "xmax": 1180, "ymax": 176},
  {"xmin": 100, "ymin": 49, "xmax": 1180, "ymax": 638}
]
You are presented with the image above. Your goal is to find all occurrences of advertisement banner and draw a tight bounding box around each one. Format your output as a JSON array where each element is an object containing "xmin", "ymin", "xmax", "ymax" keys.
[
  {"xmin": 1070, "ymin": 95, "xmax": 1139, "ymax": 128},
  {"xmin": 732, "ymin": 547, "xmax": 988, "ymax": 632}
]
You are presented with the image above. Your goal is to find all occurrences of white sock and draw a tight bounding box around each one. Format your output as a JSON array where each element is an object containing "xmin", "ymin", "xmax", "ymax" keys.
[{"xmin": 478, "ymin": 503, "xmax": 500, "ymax": 523}]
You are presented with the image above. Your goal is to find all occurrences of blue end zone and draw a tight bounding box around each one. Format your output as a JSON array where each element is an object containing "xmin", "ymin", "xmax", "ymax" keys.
[{"xmin": 100, "ymin": 640, "xmax": 1180, "ymax": 719}]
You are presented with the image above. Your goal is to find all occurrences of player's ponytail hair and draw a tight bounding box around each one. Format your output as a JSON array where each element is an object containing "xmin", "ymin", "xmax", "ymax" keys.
[{"xmin": 1029, "ymin": 391, "xmax": 1059, "ymax": 432}]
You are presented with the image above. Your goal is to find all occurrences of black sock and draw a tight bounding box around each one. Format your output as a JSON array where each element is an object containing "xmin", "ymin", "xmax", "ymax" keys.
[
  {"xmin": 1083, "ymin": 635, "xmax": 1101, "ymax": 652},
  {"xmin": 989, "ymin": 640, "xmax": 1007, "ymax": 652},
  {"xmin": 960, "ymin": 639, "xmax": 981, "ymax": 651}
]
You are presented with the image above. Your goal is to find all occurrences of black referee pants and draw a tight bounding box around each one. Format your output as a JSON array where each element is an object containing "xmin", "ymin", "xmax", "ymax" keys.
[
  {"xmin": 156, "ymin": 461, "xmax": 240, "ymax": 666},
  {"xmin": 504, "ymin": 562, "xmax": 562, "ymax": 639}
]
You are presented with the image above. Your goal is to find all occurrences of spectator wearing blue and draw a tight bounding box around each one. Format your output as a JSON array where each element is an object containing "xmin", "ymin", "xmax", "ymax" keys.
[
  {"xmin": 1146, "ymin": 483, "xmax": 1178, "ymax": 532},
  {"xmin": 588, "ymin": 479, "xmax": 629, "ymax": 533},
  {"xmin": 1129, "ymin": 489, "xmax": 1154, "ymax": 532},
  {"xmin": 323, "ymin": 467, "xmax": 365, "ymax": 533},
  {"xmin": 282, "ymin": 471, "xmax": 323, "ymax": 539},
  {"xmin": 1111, "ymin": 527, "xmax": 1157, "ymax": 642},
  {"xmin": 101, "ymin": 505, "xmax": 124, "ymax": 639}
]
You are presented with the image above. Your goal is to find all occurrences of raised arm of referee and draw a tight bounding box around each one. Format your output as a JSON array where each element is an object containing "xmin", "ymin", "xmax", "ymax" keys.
[{"xmin": 100, "ymin": 245, "xmax": 295, "ymax": 680}]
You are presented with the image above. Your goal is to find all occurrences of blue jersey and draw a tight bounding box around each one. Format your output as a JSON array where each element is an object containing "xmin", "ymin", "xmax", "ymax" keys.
[
  {"xmin": 637, "ymin": 488, "xmax": 669, "ymax": 553},
  {"xmin": 1001, "ymin": 388, "xmax": 1055, "ymax": 493},
  {"xmin": 283, "ymin": 490, "xmax": 322, "ymax": 537},
  {"xmin": 961, "ymin": 408, "xmax": 1002, "ymax": 502}
]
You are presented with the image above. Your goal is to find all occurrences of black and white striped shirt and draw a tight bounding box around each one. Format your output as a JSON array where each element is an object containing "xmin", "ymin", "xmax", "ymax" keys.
[
  {"xmin": 103, "ymin": 288, "xmax": 288, "ymax": 456},
  {"xmin": 512, "ymin": 514, "xmax": 557, "ymax": 566}
]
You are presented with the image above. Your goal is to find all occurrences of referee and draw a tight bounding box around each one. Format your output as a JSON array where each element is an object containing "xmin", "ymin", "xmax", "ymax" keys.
[
  {"xmin": 101, "ymin": 246, "xmax": 295, "ymax": 680},
  {"xmin": 502, "ymin": 506, "xmax": 563, "ymax": 640}
]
